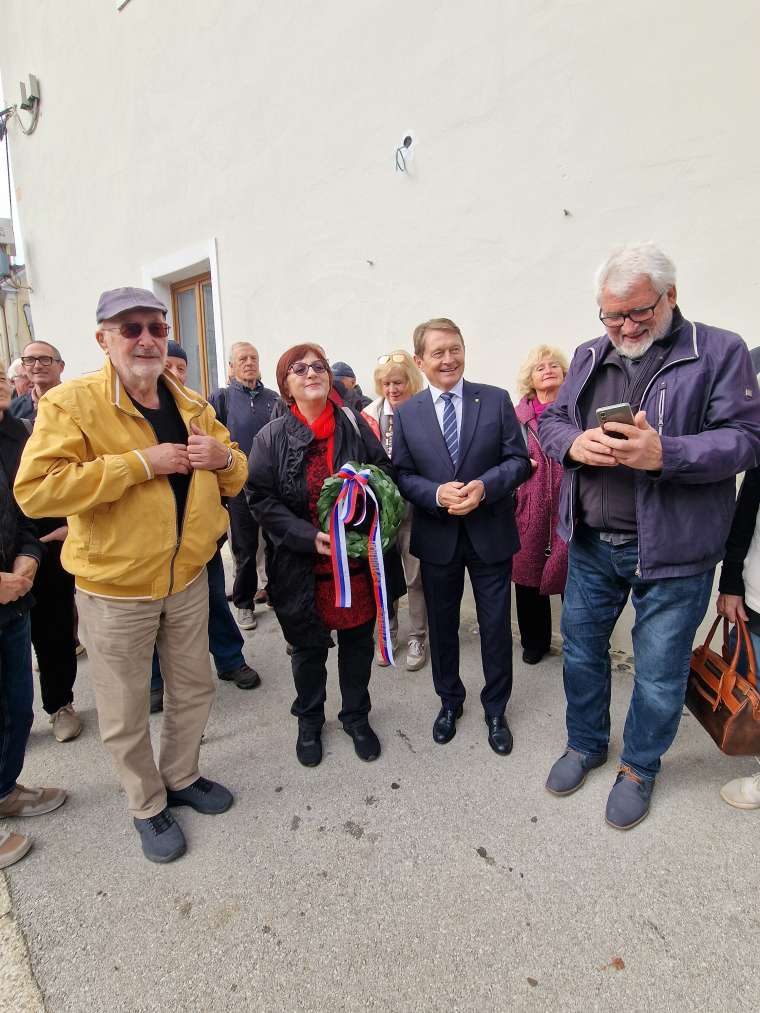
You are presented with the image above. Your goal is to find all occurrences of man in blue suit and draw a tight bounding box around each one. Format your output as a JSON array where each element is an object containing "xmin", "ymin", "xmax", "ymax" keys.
[{"xmin": 392, "ymin": 318, "xmax": 531, "ymax": 753}]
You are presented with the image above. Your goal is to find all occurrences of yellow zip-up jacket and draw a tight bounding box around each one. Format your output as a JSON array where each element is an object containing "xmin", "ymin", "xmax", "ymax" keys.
[{"xmin": 14, "ymin": 360, "xmax": 248, "ymax": 600}]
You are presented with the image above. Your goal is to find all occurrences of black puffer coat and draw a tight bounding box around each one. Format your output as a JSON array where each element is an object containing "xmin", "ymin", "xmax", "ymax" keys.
[{"xmin": 247, "ymin": 405, "xmax": 406, "ymax": 648}]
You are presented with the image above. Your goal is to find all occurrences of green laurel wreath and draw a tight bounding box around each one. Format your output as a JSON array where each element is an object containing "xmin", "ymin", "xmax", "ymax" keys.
[{"xmin": 317, "ymin": 463, "xmax": 405, "ymax": 558}]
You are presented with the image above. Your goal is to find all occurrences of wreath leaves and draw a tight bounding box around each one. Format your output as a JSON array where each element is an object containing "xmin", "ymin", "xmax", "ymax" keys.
[{"xmin": 317, "ymin": 463, "xmax": 405, "ymax": 559}]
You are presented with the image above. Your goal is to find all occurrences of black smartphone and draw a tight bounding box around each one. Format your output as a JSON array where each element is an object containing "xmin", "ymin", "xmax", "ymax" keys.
[{"xmin": 596, "ymin": 402, "xmax": 635, "ymax": 439}]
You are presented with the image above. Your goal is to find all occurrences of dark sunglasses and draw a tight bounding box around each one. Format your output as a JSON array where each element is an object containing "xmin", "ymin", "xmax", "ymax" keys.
[
  {"xmin": 287, "ymin": 360, "xmax": 329, "ymax": 377},
  {"xmin": 102, "ymin": 322, "xmax": 171, "ymax": 339}
]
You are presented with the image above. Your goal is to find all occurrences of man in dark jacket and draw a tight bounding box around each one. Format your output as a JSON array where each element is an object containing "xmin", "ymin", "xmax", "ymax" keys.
[
  {"xmin": 208, "ymin": 342, "xmax": 278, "ymax": 629},
  {"xmin": 392, "ymin": 318, "xmax": 531, "ymax": 755},
  {"xmin": 8, "ymin": 340, "xmax": 80, "ymax": 743},
  {"xmin": 0, "ymin": 362, "xmax": 66, "ymax": 869},
  {"xmin": 332, "ymin": 362, "xmax": 372, "ymax": 411},
  {"xmin": 540, "ymin": 241, "xmax": 760, "ymax": 829},
  {"xmin": 9, "ymin": 340, "xmax": 65, "ymax": 421}
]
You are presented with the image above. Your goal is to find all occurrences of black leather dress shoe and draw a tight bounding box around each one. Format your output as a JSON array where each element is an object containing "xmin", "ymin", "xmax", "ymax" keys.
[
  {"xmin": 486, "ymin": 714, "xmax": 513, "ymax": 755},
  {"xmin": 522, "ymin": 647, "xmax": 548, "ymax": 665},
  {"xmin": 344, "ymin": 723, "xmax": 381, "ymax": 761},
  {"xmin": 296, "ymin": 726, "xmax": 322, "ymax": 767},
  {"xmin": 433, "ymin": 704, "xmax": 464, "ymax": 744}
]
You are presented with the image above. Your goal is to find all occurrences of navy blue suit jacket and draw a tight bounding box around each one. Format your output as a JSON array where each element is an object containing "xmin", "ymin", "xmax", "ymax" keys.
[{"xmin": 392, "ymin": 380, "xmax": 531, "ymax": 565}]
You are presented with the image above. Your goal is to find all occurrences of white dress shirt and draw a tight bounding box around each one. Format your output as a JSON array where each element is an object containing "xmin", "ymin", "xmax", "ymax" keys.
[{"xmin": 427, "ymin": 377, "xmax": 464, "ymax": 439}]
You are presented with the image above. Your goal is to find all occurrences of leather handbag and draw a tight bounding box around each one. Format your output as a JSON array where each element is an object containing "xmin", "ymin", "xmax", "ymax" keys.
[{"xmin": 686, "ymin": 615, "xmax": 760, "ymax": 755}]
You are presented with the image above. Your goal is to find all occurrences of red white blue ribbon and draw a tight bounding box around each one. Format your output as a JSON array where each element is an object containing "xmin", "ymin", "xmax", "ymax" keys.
[{"xmin": 330, "ymin": 462, "xmax": 395, "ymax": 666}]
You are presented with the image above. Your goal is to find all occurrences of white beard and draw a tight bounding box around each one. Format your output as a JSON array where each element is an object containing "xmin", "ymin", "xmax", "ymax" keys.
[{"xmin": 615, "ymin": 305, "xmax": 673, "ymax": 360}]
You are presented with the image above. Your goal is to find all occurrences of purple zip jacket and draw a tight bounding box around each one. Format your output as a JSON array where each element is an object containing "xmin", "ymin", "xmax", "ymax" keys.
[{"xmin": 539, "ymin": 314, "xmax": 760, "ymax": 580}]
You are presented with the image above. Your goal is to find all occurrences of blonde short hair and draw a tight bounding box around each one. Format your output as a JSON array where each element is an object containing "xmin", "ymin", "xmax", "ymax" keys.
[
  {"xmin": 517, "ymin": 345, "xmax": 569, "ymax": 399},
  {"xmin": 373, "ymin": 350, "xmax": 424, "ymax": 398}
]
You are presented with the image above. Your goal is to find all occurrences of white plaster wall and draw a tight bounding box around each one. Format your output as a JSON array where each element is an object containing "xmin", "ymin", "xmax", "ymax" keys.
[{"xmin": 0, "ymin": 0, "xmax": 758, "ymax": 389}]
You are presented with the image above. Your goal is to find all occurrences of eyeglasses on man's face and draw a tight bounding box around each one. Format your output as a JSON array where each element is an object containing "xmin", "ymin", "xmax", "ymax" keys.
[
  {"xmin": 287, "ymin": 360, "xmax": 328, "ymax": 377},
  {"xmin": 20, "ymin": 355, "xmax": 61, "ymax": 366},
  {"xmin": 599, "ymin": 292, "xmax": 663, "ymax": 327},
  {"xmin": 377, "ymin": 353, "xmax": 407, "ymax": 365},
  {"xmin": 101, "ymin": 322, "xmax": 171, "ymax": 340}
]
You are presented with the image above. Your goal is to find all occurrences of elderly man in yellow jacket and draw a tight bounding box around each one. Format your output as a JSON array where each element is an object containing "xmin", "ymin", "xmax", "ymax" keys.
[{"xmin": 15, "ymin": 288, "xmax": 248, "ymax": 864}]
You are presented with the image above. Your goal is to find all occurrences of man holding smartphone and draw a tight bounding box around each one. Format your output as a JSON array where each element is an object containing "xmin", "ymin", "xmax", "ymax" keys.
[{"xmin": 539, "ymin": 242, "xmax": 760, "ymax": 829}]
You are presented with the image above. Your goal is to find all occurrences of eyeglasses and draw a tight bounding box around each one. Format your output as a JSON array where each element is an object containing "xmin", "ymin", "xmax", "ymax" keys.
[
  {"xmin": 377, "ymin": 353, "xmax": 408, "ymax": 365},
  {"xmin": 599, "ymin": 292, "xmax": 663, "ymax": 327},
  {"xmin": 20, "ymin": 355, "xmax": 61, "ymax": 366},
  {"xmin": 101, "ymin": 322, "xmax": 171, "ymax": 339},
  {"xmin": 287, "ymin": 360, "xmax": 328, "ymax": 377}
]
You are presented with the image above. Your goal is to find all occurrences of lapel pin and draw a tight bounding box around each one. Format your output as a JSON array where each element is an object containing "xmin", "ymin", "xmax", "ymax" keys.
[{"xmin": 474, "ymin": 398, "xmax": 479, "ymax": 404}]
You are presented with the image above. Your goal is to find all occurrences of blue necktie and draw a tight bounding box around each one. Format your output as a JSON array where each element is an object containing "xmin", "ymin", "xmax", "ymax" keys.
[{"xmin": 441, "ymin": 391, "xmax": 458, "ymax": 468}]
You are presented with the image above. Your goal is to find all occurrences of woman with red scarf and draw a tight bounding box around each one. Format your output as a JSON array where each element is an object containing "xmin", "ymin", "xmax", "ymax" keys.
[{"xmin": 247, "ymin": 345, "xmax": 405, "ymax": 767}]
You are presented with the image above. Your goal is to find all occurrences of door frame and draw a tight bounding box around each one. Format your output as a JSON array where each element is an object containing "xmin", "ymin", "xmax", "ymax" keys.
[
  {"xmin": 170, "ymin": 272, "xmax": 214, "ymax": 395},
  {"xmin": 141, "ymin": 238, "xmax": 226, "ymax": 390}
]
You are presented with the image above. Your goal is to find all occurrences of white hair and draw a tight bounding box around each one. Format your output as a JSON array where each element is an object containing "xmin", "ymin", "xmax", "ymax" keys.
[
  {"xmin": 228, "ymin": 341, "xmax": 258, "ymax": 363},
  {"xmin": 7, "ymin": 357, "xmax": 24, "ymax": 379},
  {"xmin": 595, "ymin": 242, "xmax": 677, "ymax": 302}
]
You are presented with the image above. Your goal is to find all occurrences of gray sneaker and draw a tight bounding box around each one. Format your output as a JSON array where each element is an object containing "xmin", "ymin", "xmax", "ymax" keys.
[
  {"xmin": 546, "ymin": 747, "xmax": 607, "ymax": 796},
  {"xmin": 405, "ymin": 638, "xmax": 427, "ymax": 671},
  {"xmin": 133, "ymin": 808, "xmax": 187, "ymax": 864},
  {"xmin": 605, "ymin": 766, "xmax": 654, "ymax": 830},
  {"xmin": 237, "ymin": 607, "xmax": 257, "ymax": 630},
  {"xmin": 166, "ymin": 776, "xmax": 233, "ymax": 815}
]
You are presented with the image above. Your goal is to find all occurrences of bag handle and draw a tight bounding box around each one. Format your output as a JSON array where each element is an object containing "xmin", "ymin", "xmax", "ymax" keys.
[{"xmin": 704, "ymin": 614, "xmax": 757, "ymax": 688}]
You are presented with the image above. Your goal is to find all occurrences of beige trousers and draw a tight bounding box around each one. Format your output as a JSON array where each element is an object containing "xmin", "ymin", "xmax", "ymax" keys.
[
  {"xmin": 77, "ymin": 571, "xmax": 214, "ymax": 819},
  {"xmin": 390, "ymin": 512, "xmax": 427, "ymax": 644}
]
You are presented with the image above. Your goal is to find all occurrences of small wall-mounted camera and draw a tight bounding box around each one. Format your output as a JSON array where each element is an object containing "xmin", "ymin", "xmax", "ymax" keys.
[{"xmin": 395, "ymin": 131, "xmax": 415, "ymax": 172}]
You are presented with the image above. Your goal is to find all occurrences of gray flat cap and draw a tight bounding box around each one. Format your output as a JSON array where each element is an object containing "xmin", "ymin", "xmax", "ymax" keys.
[{"xmin": 96, "ymin": 287, "xmax": 168, "ymax": 323}]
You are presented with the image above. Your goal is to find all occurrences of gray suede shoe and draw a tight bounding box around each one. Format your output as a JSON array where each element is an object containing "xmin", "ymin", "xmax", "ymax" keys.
[
  {"xmin": 605, "ymin": 766, "xmax": 654, "ymax": 830},
  {"xmin": 546, "ymin": 747, "xmax": 607, "ymax": 796},
  {"xmin": 133, "ymin": 808, "xmax": 186, "ymax": 864},
  {"xmin": 166, "ymin": 777, "xmax": 233, "ymax": 815}
]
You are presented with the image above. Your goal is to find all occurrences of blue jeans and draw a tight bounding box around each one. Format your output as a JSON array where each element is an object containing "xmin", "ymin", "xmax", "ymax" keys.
[
  {"xmin": 0, "ymin": 612, "xmax": 34, "ymax": 800},
  {"xmin": 561, "ymin": 528, "xmax": 714, "ymax": 780},
  {"xmin": 151, "ymin": 549, "xmax": 245, "ymax": 690}
]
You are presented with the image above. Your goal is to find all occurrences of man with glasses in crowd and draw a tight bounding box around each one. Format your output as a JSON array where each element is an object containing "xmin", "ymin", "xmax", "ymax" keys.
[
  {"xmin": 15, "ymin": 287, "xmax": 248, "ymax": 864},
  {"xmin": 209, "ymin": 342, "xmax": 278, "ymax": 627},
  {"xmin": 540, "ymin": 241, "xmax": 760, "ymax": 830},
  {"xmin": 10, "ymin": 341, "xmax": 65, "ymax": 421},
  {"xmin": 10, "ymin": 340, "xmax": 81, "ymax": 743}
]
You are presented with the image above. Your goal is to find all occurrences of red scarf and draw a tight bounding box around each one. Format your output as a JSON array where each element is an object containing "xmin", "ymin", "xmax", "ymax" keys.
[{"xmin": 291, "ymin": 401, "xmax": 337, "ymax": 472}]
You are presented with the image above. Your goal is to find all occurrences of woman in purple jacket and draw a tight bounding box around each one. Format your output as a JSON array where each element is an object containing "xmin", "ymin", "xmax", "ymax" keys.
[{"xmin": 512, "ymin": 346, "xmax": 569, "ymax": 664}]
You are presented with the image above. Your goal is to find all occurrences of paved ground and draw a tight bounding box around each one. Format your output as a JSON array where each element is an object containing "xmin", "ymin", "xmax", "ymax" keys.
[{"xmin": 2, "ymin": 586, "xmax": 759, "ymax": 1012}]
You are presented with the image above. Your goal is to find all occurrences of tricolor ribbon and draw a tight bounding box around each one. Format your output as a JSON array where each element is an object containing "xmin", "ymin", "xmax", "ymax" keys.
[{"xmin": 329, "ymin": 462, "xmax": 395, "ymax": 666}]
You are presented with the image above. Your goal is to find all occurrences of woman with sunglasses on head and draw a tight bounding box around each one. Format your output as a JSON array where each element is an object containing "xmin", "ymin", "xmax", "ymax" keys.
[
  {"xmin": 247, "ymin": 345, "xmax": 405, "ymax": 767},
  {"xmin": 363, "ymin": 350, "xmax": 428, "ymax": 671},
  {"xmin": 512, "ymin": 345, "xmax": 569, "ymax": 665}
]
